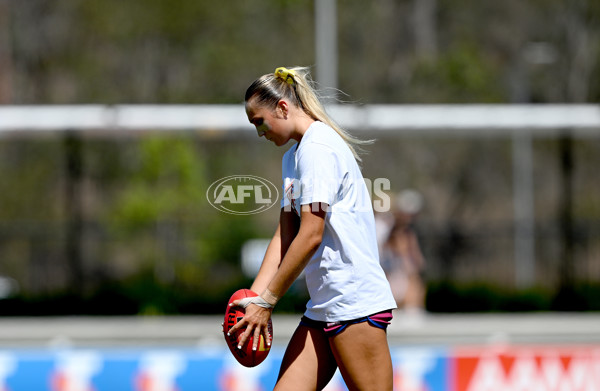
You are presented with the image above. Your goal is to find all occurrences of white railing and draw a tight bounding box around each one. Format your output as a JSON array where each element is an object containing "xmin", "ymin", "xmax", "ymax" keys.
[{"xmin": 1, "ymin": 104, "xmax": 599, "ymax": 135}]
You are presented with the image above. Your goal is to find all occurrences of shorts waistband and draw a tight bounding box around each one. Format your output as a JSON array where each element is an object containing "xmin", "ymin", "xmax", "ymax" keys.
[{"xmin": 300, "ymin": 310, "xmax": 393, "ymax": 337}]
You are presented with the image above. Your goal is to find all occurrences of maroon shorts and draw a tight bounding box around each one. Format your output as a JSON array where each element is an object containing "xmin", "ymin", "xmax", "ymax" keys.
[{"xmin": 300, "ymin": 310, "xmax": 394, "ymax": 337}]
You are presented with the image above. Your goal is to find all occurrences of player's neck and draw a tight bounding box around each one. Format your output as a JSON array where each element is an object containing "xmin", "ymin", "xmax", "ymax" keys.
[{"xmin": 291, "ymin": 115, "xmax": 315, "ymax": 144}]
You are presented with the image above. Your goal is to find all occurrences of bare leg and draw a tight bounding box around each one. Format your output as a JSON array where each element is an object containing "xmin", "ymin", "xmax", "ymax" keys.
[
  {"xmin": 328, "ymin": 322, "xmax": 393, "ymax": 391},
  {"xmin": 274, "ymin": 324, "xmax": 338, "ymax": 391}
]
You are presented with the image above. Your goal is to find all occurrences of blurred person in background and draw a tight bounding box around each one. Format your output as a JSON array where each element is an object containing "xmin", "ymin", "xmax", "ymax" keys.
[{"xmin": 380, "ymin": 190, "xmax": 427, "ymax": 317}]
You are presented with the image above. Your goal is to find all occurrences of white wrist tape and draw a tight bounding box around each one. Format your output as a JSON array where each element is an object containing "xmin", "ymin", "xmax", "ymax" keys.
[
  {"xmin": 261, "ymin": 289, "xmax": 280, "ymax": 307},
  {"xmin": 236, "ymin": 295, "xmax": 274, "ymax": 309}
]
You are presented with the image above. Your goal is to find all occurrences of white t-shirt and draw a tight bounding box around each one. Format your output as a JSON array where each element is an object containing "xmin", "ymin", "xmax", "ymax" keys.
[{"xmin": 281, "ymin": 121, "xmax": 397, "ymax": 322}]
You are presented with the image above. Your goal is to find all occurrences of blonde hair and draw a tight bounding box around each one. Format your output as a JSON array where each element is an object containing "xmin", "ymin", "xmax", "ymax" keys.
[{"xmin": 245, "ymin": 66, "xmax": 372, "ymax": 162}]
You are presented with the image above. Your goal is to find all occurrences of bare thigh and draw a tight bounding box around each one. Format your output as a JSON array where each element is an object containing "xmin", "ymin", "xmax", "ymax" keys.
[
  {"xmin": 328, "ymin": 322, "xmax": 393, "ymax": 391},
  {"xmin": 274, "ymin": 324, "xmax": 338, "ymax": 391}
]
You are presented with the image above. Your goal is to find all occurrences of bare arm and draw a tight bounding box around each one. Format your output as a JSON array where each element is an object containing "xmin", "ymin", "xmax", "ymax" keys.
[
  {"xmin": 250, "ymin": 207, "xmax": 300, "ymax": 294},
  {"xmin": 230, "ymin": 203, "xmax": 326, "ymax": 350},
  {"xmin": 262, "ymin": 203, "xmax": 325, "ymax": 300}
]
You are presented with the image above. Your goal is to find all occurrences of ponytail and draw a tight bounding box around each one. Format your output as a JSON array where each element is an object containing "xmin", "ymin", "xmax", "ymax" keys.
[{"xmin": 245, "ymin": 66, "xmax": 372, "ymax": 162}]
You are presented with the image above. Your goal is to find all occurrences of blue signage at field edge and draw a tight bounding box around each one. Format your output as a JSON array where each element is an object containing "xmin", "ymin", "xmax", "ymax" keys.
[{"xmin": 0, "ymin": 346, "xmax": 449, "ymax": 391}]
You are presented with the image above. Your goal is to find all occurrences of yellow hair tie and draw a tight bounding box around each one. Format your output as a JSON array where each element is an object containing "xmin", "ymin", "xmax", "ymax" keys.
[{"xmin": 274, "ymin": 67, "xmax": 296, "ymax": 85}]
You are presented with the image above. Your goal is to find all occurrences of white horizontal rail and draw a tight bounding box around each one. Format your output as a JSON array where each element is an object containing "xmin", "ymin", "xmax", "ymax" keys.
[{"xmin": 0, "ymin": 104, "xmax": 599, "ymax": 136}]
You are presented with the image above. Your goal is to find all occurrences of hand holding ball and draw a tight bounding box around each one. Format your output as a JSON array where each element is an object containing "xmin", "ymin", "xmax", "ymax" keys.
[{"xmin": 223, "ymin": 289, "xmax": 273, "ymax": 367}]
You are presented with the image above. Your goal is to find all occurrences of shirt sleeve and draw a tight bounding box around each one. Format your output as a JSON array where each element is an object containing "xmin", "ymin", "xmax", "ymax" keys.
[
  {"xmin": 297, "ymin": 142, "xmax": 344, "ymax": 207},
  {"xmin": 280, "ymin": 146, "xmax": 295, "ymax": 209}
]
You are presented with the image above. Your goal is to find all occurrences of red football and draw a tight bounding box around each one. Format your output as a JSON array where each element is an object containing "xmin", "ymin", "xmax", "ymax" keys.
[{"xmin": 223, "ymin": 289, "xmax": 273, "ymax": 367}]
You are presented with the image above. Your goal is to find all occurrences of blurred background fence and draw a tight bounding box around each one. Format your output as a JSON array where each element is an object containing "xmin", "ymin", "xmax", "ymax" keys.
[
  {"xmin": 0, "ymin": 0, "xmax": 599, "ymax": 316},
  {"xmin": 0, "ymin": 104, "xmax": 599, "ymax": 315}
]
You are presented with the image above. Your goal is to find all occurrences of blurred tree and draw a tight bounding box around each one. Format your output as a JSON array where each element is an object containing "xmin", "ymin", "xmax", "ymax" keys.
[
  {"xmin": 2, "ymin": 0, "xmax": 599, "ymax": 104},
  {"xmin": 0, "ymin": 139, "xmax": 66, "ymax": 295},
  {"xmin": 5, "ymin": 0, "xmax": 315, "ymax": 103},
  {"xmin": 0, "ymin": 1, "xmax": 13, "ymax": 103},
  {"xmin": 104, "ymin": 135, "xmax": 260, "ymax": 313}
]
